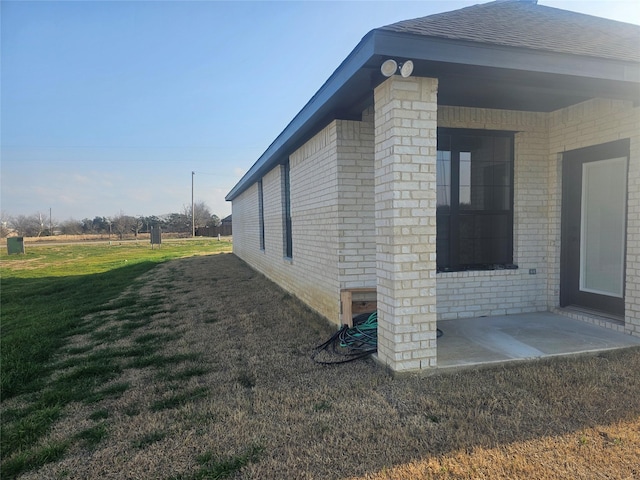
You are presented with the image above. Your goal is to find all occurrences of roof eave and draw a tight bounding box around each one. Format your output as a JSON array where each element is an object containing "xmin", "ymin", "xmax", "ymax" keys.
[
  {"xmin": 373, "ymin": 30, "xmax": 640, "ymax": 83},
  {"xmin": 225, "ymin": 31, "xmax": 377, "ymax": 201},
  {"xmin": 226, "ymin": 29, "xmax": 640, "ymax": 201}
]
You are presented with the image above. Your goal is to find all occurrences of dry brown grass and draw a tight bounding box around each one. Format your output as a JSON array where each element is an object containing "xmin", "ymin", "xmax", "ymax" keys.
[
  {"xmin": 348, "ymin": 419, "xmax": 640, "ymax": 479},
  {"xmin": 17, "ymin": 253, "xmax": 640, "ymax": 479}
]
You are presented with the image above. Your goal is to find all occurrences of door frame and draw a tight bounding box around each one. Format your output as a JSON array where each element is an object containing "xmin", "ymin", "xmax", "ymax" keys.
[{"xmin": 560, "ymin": 139, "xmax": 629, "ymax": 318}]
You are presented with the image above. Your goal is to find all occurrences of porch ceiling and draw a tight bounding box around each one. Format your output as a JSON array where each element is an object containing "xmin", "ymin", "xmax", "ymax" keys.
[{"xmin": 339, "ymin": 30, "xmax": 640, "ymax": 117}]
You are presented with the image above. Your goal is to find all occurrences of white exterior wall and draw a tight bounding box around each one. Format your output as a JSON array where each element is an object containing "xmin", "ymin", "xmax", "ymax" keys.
[
  {"xmin": 232, "ymin": 168, "xmax": 287, "ymax": 278},
  {"xmin": 232, "ymin": 123, "xmax": 340, "ymax": 322},
  {"xmin": 433, "ymin": 100, "xmax": 639, "ymax": 334},
  {"xmin": 374, "ymin": 76, "xmax": 439, "ymax": 370},
  {"xmin": 232, "ymin": 182, "xmax": 260, "ymax": 262},
  {"xmin": 547, "ymin": 99, "xmax": 640, "ymax": 335},
  {"xmin": 435, "ymin": 107, "xmax": 549, "ymax": 319},
  {"xmin": 289, "ymin": 123, "xmax": 341, "ymax": 320},
  {"xmin": 231, "ymin": 90, "xmax": 640, "ymax": 373},
  {"xmin": 232, "ymin": 117, "xmax": 377, "ymax": 325},
  {"xmin": 338, "ymin": 108, "xmax": 376, "ymax": 290}
]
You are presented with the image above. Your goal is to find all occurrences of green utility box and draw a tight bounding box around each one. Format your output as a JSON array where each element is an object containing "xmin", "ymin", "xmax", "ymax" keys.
[{"xmin": 7, "ymin": 237, "xmax": 25, "ymax": 255}]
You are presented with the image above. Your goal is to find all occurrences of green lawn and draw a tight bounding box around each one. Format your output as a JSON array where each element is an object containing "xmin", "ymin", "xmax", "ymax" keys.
[{"xmin": 0, "ymin": 239, "xmax": 231, "ymax": 478}]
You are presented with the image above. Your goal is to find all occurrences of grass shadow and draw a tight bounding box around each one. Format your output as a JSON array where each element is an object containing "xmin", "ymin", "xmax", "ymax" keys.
[{"xmin": 1, "ymin": 262, "xmax": 159, "ymax": 400}]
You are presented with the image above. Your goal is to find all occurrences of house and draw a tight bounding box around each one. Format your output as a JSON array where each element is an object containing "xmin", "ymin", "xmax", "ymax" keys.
[
  {"xmin": 225, "ymin": 0, "xmax": 640, "ymax": 371},
  {"xmin": 195, "ymin": 215, "xmax": 232, "ymax": 237}
]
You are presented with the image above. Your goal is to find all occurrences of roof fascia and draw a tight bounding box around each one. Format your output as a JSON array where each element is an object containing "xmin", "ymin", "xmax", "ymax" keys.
[{"xmin": 372, "ymin": 30, "xmax": 640, "ymax": 83}]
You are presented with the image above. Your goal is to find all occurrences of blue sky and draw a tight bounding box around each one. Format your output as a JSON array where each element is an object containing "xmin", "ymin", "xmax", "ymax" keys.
[{"xmin": 2, "ymin": 0, "xmax": 639, "ymax": 222}]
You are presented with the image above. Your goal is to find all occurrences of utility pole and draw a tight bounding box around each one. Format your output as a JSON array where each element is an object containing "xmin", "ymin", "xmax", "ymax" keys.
[
  {"xmin": 192, "ymin": 171, "xmax": 195, "ymax": 238},
  {"xmin": 49, "ymin": 208, "xmax": 52, "ymax": 236}
]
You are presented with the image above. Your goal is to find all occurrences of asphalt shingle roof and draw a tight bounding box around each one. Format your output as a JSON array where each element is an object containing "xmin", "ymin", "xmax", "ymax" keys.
[{"xmin": 380, "ymin": 0, "xmax": 640, "ymax": 63}]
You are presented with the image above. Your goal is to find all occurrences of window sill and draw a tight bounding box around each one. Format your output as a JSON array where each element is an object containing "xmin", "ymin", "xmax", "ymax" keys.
[{"xmin": 437, "ymin": 265, "xmax": 519, "ymax": 278}]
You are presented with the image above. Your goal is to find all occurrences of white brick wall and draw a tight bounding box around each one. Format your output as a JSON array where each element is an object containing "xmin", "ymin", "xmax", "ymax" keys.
[
  {"xmin": 232, "ymin": 182, "xmax": 259, "ymax": 260},
  {"xmin": 233, "ymin": 117, "xmax": 378, "ymax": 325},
  {"xmin": 436, "ymin": 100, "xmax": 639, "ymax": 334},
  {"xmin": 289, "ymin": 122, "xmax": 341, "ymax": 320},
  {"xmin": 338, "ymin": 110, "xmax": 376, "ymax": 290},
  {"xmin": 547, "ymin": 99, "xmax": 640, "ymax": 334},
  {"xmin": 436, "ymin": 106, "xmax": 549, "ymax": 319},
  {"xmin": 233, "ymin": 168, "xmax": 284, "ymax": 271},
  {"xmin": 233, "ymin": 123, "xmax": 340, "ymax": 322},
  {"xmin": 374, "ymin": 76, "xmax": 439, "ymax": 371}
]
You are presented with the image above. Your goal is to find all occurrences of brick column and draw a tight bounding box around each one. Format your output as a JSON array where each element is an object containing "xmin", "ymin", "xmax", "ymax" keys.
[{"xmin": 373, "ymin": 76, "xmax": 438, "ymax": 371}]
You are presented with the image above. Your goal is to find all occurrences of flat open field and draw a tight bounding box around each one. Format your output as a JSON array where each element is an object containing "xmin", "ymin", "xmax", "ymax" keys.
[{"xmin": 2, "ymin": 244, "xmax": 639, "ymax": 479}]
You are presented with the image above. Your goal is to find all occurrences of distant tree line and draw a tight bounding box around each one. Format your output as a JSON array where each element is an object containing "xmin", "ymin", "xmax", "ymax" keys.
[{"xmin": 0, "ymin": 202, "xmax": 221, "ymax": 239}]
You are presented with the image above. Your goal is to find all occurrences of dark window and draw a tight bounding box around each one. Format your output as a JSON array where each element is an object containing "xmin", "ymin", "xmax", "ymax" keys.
[
  {"xmin": 258, "ymin": 179, "xmax": 265, "ymax": 251},
  {"xmin": 282, "ymin": 162, "xmax": 292, "ymax": 258},
  {"xmin": 437, "ymin": 129, "xmax": 514, "ymax": 272}
]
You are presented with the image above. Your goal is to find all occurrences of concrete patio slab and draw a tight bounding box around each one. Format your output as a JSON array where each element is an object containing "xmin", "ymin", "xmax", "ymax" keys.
[{"xmin": 437, "ymin": 312, "xmax": 640, "ymax": 368}]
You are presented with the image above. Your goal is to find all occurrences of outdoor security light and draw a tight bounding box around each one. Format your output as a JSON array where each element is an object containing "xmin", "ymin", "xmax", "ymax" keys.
[
  {"xmin": 380, "ymin": 59, "xmax": 414, "ymax": 78},
  {"xmin": 380, "ymin": 59, "xmax": 398, "ymax": 77},
  {"xmin": 400, "ymin": 60, "xmax": 414, "ymax": 78}
]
